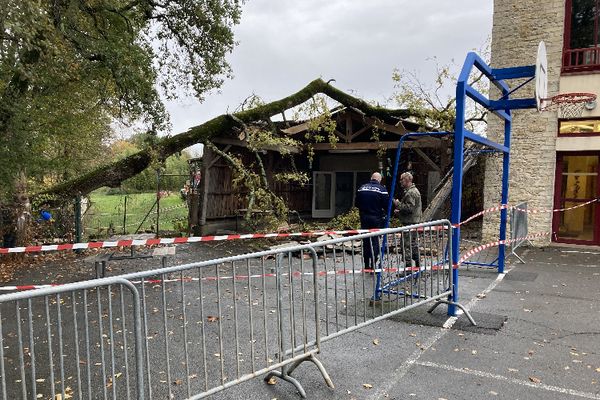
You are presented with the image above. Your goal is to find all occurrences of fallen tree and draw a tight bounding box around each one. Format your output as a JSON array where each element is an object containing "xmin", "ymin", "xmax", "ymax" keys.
[{"xmin": 36, "ymin": 79, "xmax": 413, "ymax": 204}]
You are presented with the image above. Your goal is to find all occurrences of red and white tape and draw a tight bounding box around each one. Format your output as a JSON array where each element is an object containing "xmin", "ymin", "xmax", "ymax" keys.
[
  {"xmin": 0, "ymin": 225, "xmax": 451, "ymax": 255},
  {"xmin": 0, "ymin": 266, "xmax": 413, "ymax": 292},
  {"xmin": 2, "ymin": 199, "xmax": 596, "ymax": 255},
  {"xmin": 453, "ymin": 198, "xmax": 598, "ymax": 228},
  {"xmin": 0, "ymin": 229, "xmax": 379, "ymax": 254},
  {"xmin": 455, "ymin": 231, "xmax": 550, "ymax": 266},
  {"xmin": 513, "ymin": 198, "xmax": 598, "ymax": 214}
]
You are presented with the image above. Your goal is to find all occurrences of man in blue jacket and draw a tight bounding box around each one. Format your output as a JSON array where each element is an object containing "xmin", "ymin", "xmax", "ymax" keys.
[{"xmin": 355, "ymin": 172, "xmax": 389, "ymax": 272}]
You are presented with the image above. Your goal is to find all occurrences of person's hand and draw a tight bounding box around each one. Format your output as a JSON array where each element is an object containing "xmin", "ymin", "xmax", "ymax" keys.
[{"xmin": 393, "ymin": 199, "xmax": 400, "ymax": 207}]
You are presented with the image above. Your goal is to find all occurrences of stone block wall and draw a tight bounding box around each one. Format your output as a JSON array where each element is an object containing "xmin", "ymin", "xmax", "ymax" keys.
[{"xmin": 482, "ymin": 0, "xmax": 564, "ymax": 244}]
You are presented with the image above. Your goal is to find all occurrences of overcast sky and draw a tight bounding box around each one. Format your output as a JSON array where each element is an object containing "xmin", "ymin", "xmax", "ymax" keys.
[{"xmin": 164, "ymin": 0, "xmax": 493, "ymax": 155}]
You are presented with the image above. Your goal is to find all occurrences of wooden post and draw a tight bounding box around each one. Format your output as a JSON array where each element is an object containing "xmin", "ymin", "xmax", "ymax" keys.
[{"xmin": 197, "ymin": 147, "xmax": 212, "ymax": 235}]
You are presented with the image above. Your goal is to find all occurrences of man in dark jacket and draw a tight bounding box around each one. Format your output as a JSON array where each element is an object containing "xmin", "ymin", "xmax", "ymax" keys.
[
  {"xmin": 393, "ymin": 172, "xmax": 422, "ymax": 267},
  {"xmin": 355, "ymin": 172, "xmax": 389, "ymax": 271}
]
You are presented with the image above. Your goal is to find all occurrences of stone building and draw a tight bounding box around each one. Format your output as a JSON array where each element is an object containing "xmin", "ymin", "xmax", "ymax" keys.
[{"xmin": 483, "ymin": 0, "xmax": 600, "ymax": 246}]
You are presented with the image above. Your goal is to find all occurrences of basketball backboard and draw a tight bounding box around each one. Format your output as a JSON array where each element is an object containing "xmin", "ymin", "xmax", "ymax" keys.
[{"xmin": 535, "ymin": 41, "xmax": 548, "ymax": 111}]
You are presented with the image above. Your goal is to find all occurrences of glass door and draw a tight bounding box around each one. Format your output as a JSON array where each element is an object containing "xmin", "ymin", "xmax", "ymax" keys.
[
  {"xmin": 312, "ymin": 172, "xmax": 335, "ymax": 218},
  {"xmin": 553, "ymin": 153, "xmax": 600, "ymax": 244}
]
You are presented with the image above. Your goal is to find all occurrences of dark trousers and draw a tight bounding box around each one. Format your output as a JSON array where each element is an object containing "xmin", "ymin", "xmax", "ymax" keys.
[
  {"xmin": 402, "ymin": 230, "xmax": 420, "ymax": 268},
  {"xmin": 360, "ymin": 215, "xmax": 382, "ymax": 270}
]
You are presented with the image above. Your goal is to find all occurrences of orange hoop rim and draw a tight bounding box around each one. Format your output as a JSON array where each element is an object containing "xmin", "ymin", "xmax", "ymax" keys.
[
  {"xmin": 542, "ymin": 92, "xmax": 596, "ymax": 107},
  {"xmin": 547, "ymin": 92, "xmax": 596, "ymax": 103}
]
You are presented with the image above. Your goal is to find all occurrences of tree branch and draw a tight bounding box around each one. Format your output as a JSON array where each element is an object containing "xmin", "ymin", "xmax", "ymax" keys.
[{"xmin": 36, "ymin": 78, "xmax": 411, "ymax": 203}]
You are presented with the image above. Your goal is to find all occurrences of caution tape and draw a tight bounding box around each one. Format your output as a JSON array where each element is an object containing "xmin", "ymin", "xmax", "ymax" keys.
[
  {"xmin": 455, "ymin": 231, "xmax": 550, "ymax": 266},
  {"xmin": 3, "ymin": 198, "xmax": 597, "ymax": 255},
  {"xmin": 0, "ymin": 225, "xmax": 452, "ymax": 255},
  {"xmin": 0, "ymin": 229, "xmax": 380, "ymax": 254},
  {"xmin": 513, "ymin": 198, "xmax": 598, "ymax": 214},
  {"xmin": 454, "ymin": 198, "xmax": 599, "ymax": 227},
  {"xmin": 0, "ymin": 267, "xmax": 409, "ymax": 292}
]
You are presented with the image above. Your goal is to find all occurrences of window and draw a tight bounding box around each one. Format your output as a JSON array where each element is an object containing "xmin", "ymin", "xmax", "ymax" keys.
[
  {"xmin": 559, "ymin": 118, "xmax": 600, "ymax": 135},
  {"xmin": 563, "ymin": 0, "xmax": 600, "ymax": 72}
]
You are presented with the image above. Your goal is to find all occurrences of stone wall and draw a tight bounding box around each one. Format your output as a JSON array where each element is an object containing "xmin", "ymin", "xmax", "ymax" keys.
[{"xmin": 482, "ymin": 0, "xmax": 564, "ymax": 244}]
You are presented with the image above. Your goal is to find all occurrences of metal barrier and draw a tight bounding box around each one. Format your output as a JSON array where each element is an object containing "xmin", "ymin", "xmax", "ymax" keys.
[
  {"xmin": 0, "ymin": 220, "xmax": 475, "ymax": 399},
  {"xmin": 510, "ymin": 201, "xmax": 529, "ymax": 263},
  {"xmin": 0, "ymin": 278, "xmax": 145, "ymax": 400},
  {"xmin": 309, "ymin": 219, "xmax": 475, "ymax": 342}
]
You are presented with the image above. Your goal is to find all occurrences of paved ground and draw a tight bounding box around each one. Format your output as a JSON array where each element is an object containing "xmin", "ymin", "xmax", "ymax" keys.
[
  {"xmin": 207, "ymin": 246, "xmax": 600, "ymax": 400},
  {"xmin": 1, "ymin": 243, "xmax": 599, "ymax": 399}
]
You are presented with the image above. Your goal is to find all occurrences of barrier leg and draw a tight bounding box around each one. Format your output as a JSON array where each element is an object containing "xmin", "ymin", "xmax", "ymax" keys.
[
  {"xmin": 427, "ymin": 299, "xmax": 477, "ymax": 326},
  {"xmin": 265, "ymin": 367, "xmax": 307, "ymax": 398},
  {"xmin": 285, "ymin": 354, "xmax": 334, "ymax": 389}
]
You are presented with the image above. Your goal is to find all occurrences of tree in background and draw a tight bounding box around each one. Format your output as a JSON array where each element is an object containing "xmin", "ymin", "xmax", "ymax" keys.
[
  {"xmin": 0, "ymin": 0, "xmax": 243, "ymax": 196},
  {"xmin": 391, "ymin": 44, "xmax": 490, "ymax": 222},
  {"xmin": 0, "ymin": 0, "xmax": 242, "ymax": 244}
]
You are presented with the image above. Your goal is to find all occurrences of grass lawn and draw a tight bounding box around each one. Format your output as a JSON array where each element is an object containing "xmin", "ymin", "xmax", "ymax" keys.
[{"xmin": 83, "ymin": 191, "xmax": 188, "ymax": 238}]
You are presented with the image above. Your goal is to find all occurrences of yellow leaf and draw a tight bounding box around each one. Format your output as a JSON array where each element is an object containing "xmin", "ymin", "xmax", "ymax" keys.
[
  {"xmin": 266, "ymin": 376, "xmax": 277, "ymax": 385},
  {"xmin": 529, "ymin": 376, "xmax": 541, "ymax": 384},
  {"xmin": 363, "ymin": 383, "xmax": 373, "ymax": 389}
]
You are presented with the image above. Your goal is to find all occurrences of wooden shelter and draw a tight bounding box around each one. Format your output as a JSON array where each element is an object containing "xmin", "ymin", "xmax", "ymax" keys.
[{"xmin": 191, "ymin": 106, "xmax": 451, "ymax": 234}]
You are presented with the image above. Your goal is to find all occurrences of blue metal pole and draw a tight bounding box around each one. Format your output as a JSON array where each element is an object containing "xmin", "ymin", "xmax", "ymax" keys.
[
  {"xmin": 384, "ymin": 132, "xmax": 450, "ymax": 228},
  {"xmin": 498, "ymin": 104, "xmax": 512, "ymax": 273},
  {"xmin": 373, "ymin": 131, "xmax": 449, "ymax": 301},
  {"xmin": 449, "ymin": 80, "xmax": 467, "ymax": 316}
]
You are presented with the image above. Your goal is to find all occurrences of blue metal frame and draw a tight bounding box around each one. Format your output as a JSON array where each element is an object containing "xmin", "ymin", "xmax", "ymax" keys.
[{"xmin": 372, "ymin": 50, "xmax": 539, "ymax": 315}]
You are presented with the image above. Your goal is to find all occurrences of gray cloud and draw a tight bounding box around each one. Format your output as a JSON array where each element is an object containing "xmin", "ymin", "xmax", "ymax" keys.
[{"xmin": 165, "ymin": 0, "xmax": 493, "ymax": 154}]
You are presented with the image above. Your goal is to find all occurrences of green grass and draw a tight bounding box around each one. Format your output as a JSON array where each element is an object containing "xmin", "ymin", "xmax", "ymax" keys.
[{"xmin": 83, "ymin": 191, "xmax": 188, "ymax": 238}]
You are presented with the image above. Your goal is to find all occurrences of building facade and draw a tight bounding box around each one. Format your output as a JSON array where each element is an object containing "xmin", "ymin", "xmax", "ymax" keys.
[{"xmin": 484, "ymin": 0, "xmax": 600, "ymax": 246}]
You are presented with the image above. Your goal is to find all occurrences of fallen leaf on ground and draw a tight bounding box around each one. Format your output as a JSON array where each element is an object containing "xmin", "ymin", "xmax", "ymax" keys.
[
  {"xmin": 207, "ymin": 316, "xmax": 219, "ymax": 322},
  {"xmin": 266, "ymin": 377, "xmax": 277, "ymax": 385},
  {"xmin": 373, "ymin": 338, "xmax": 380, "ymax": 345},
  {"xmin": 529, "ymin": 376, "xmax": 541, "ymax": 384},
  {"xmin": 363, "ymin": 383, "xmax": 373, "ymax": 389}
]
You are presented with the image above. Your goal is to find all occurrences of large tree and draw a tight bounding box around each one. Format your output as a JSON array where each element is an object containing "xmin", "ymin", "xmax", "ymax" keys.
[{"xmin": 0, "ymin": 0, "xmax": 243, "ymax": 194}]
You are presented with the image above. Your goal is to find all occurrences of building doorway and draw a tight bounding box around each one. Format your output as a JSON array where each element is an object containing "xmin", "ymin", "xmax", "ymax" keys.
[
  {"xmin": 312, "ymin": 171, "xmax": 371, "ymax": 218},
  {"xmin": 553, "ymin": 152, "xmax": 600, "ymax": 245}
]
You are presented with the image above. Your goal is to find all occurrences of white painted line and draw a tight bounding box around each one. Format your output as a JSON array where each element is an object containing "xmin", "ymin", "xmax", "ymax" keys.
[
  {"xmin": 561, "ymin": 250, "xmax": 600, "ymax": 255},
  {"xmin": 533, "ymin": 261, "xmax": 600, "ymax": 268},
  {"xmin": 415, "ymin": 360, "xmax": 600, "ymax": 399},
  {"xmin": 366, "ymin": 269, "xmax": 509, "ymax": 399}
]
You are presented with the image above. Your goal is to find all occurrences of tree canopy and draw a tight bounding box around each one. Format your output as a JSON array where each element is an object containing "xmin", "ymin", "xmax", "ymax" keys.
[{"xmin": 0, "ymin": 0, "xmax": 243, "ymax": 195}]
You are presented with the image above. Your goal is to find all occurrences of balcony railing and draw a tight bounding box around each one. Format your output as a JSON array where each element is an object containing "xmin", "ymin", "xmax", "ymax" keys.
[{"xmin": 563, "ymin": 47, "xmax": 600, "ymax": 73}]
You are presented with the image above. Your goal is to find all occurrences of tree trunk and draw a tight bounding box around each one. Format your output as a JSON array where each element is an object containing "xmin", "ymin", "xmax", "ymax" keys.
[{"xmin": 35, "ymin": 79, "xmax": 412, "ymax": 204}]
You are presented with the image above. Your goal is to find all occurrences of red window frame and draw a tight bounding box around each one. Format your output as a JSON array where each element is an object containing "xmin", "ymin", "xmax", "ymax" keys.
[
  {"xmin": 558, "ymin": 117, "xmax": 600, "ymax": 137},
  {"xmin": 563, "ymin": 0, "xmax": 600, "ymax": 73}
]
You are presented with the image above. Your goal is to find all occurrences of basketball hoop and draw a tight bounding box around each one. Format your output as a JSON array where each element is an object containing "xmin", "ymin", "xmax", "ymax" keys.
[{"xmin": 540, "ymin": 92, "xmax": 597, "ymax": 118}]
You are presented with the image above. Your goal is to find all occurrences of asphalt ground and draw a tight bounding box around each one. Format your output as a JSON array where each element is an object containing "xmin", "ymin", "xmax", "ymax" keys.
[
  {"xmin": 1, "ymin": 243, "xmax": 599, "ymax": 399},
  {"xmin": 207, "ymin": 246, "xmax": 600, "ymax": 400}
]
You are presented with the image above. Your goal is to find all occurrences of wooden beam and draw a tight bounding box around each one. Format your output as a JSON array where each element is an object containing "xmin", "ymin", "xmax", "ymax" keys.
[
  {"xmin": 345, "ymin": 113, "xmax": 353, "ymax": 142},
  {"xmin": 207, "ymin": 144, "xmax": 232, "ymax": 169},
  {"xmin": 364, "ymin": 116, "xmax": 407, "ymax": 135},
  {"xmin": 211, "ymin": 137, "xmax": 301, "ymax": 154},
  {"xmin": 413, "ymin": 148, "xmax": 441, "ymax": 172},
  {"xmin": 281, "ymin": 122, "xmax": 310, "ymax": 135},
  {"xmin": 349, "ymin": 123, "xmax": 373, "ymax": 142},
  {"xmin": 311, "ymin": 139, "xmax": 439, "ymax": 151}
]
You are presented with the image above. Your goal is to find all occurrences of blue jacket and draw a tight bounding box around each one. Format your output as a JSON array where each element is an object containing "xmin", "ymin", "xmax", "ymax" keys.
[{"xmin": 355, "ymin": 180, "xmax": 389, "ymax": 219}]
